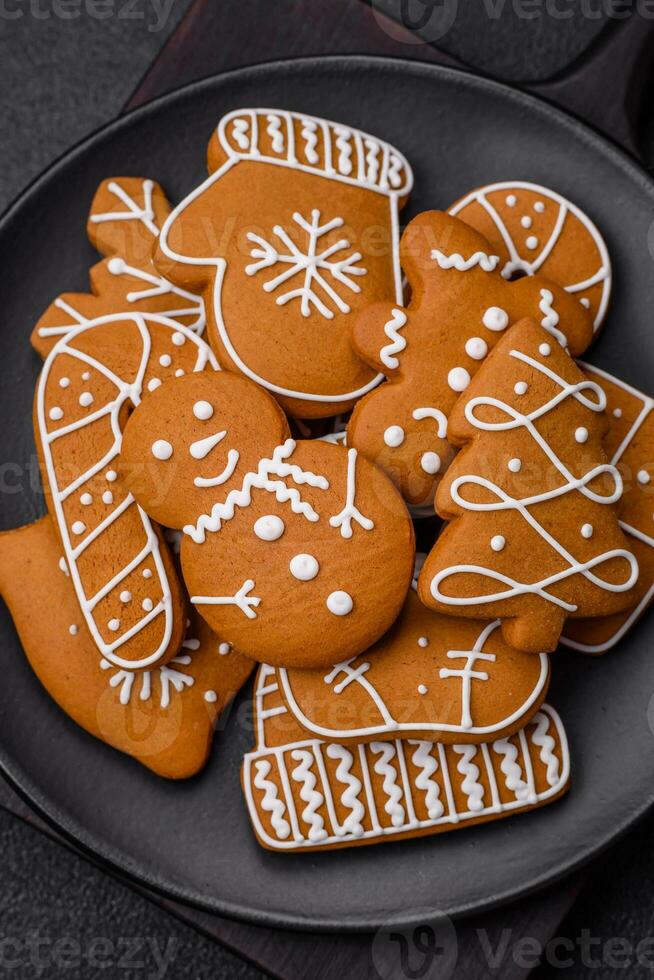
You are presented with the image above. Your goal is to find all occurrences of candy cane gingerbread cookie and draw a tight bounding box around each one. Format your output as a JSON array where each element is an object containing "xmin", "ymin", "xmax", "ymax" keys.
[
  {"xmin": 35, "ymin": 312, "xmax": 218, "ymax": 670},
  {"xmin": 33, "ymin": 177, "xmax": 205, "ymax": 359},
  {"xmin": 418, "ymin": 318, "xmax": 638, "ymax": 654},
  {"xmin": 0, "ymin": 515, "xmax": 253, "ymax": 778},
  {"xmin": 242, "ymin": 664, "xmax": 569, "ymax": 851},
  {"xmin": 154, "ymin": 109, "xmax": 413, "ymax": 419},
  {"xmin": 450, "ymin": 181, "xmax": 611, "ymax": 332},
  {"xmin": 119, "ymin": 370, "xmax": 415, "ymax": 668},
  {"xmin": 347, "ymin": 211, "xmax": 594, "ymax": 507}
]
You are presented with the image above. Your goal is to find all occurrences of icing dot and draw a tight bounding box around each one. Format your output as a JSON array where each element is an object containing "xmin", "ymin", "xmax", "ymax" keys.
[
  {"xmin": 465, "ymin": 336, "xmax": 488, "ymax": 360},
  {"xmin": 142, "ymin": 598, "xmax": 153, "ymax": 612},
  {"xmin": 482, "ymin": 307, "xmax": 509, "ymax": 331},
  {"xmin": 102, "ymin": 490, "xmax": 113, "ymax": 505},
  {"xmin": 418, "ymin": 684, "xmax": 428, "ymax": 695},
  {"xmin": 638, "ymin": 470, "xmax": 651, "ymax": 485},
  {"xmin": 175, "ymin": 369, "xmax": 185, "ymax": 378},
  {"xmin": 152, "ymin": 439, "xmax": 173, "ymax": 460},
  {"xmin": 193, "ymin": 400, "xmax": 214, "ymax": 421},
  {"xmin": 421, "ymin": 452, "xmax": 441, "ymax": 475},
  {"xmin": 80, "ymin": 493, "xmax": 92, "ymax": 506},
  {"xmin": 159, "ymin": 354, "xmax": 172, "ymax": 368},
  {"xmin": 171, "ymin": 332, "xmax": 186, "ymax": 346},
  {"xmin": 119, "ymin": 590, "xmax": 132, "ymax": 603},
  {"xmin": 491, "ymin": 535, "xmax": 506, "ymax": 552},
  {"xmin": 218, "ymin": 642, "xmax": 231, "ymax": 655},
  {"xmin": 539, "ymin": 343, "xmax": 551, "ymax": 356},
  {"xmin": 326, "ymin": 590, "xmax": 353, "ymax": 616},
  {"xmin": 505, "ymin": 194, "xmax": 517, "ymax": 206},
  {"xmin": 520, "ymin": 215, "xmax": 532, "ymax": 229},
  {"xmin": 142, "ymin": 568, "xmax": 152, "ymax": 579},
  {"xmin": 581, "ymin": 523, "xmax": 594, "ymax": 539},
  {"xmin": 534, "ymin": 201, "xmax": 545, "ymax": 213},
  {"xmin": 575, "ymin": 427, "xmax": 589, "ymax": 444},
  {"xmin": 613, "ymin": 408, "xmax": 622, "ymax": 418},
  {"xmin": 148, "ymin": 378, "xmax": 162, "ymax": 392},
  {"xmin": 79, "ymin": 391, "xmax": 93, "ymax": 407},
  {"xmin": 383, "ymin": 425, "xmax": 405, "ymax": 448},
  {"xmin": 290, "ymin": 553, "xmax": 319, "ymax": 581},
  {"xmin": 82, "ymin": 371, "xmax": 90, "ymax": 381},
  {"xmin": 508, "ymin": 457, "xmax": 522, "ymax": 473},
  {"xmin": 514, "ymin": 381, "xmax": 528, "ymax": 395},
  {"xmin": 526, "ymin": 236, "xmax": 539, "ymax": 250},
  {"xmin": 204, "ymin": 690, "xmax": 218, "ymax": 703},
  {"xmin": 108, "ymin": 619, "xmax": 120, "ymax": 632},
  {"xmin": 254, "ymin": 515, "xmax": 285, "ymax": 541},
  {"xmin": 49, "ymin": 407, "xmax": 64, "ymax": 421},
  {"xmin": 68, "ymin": 624, "xmax": 78, "ymax": 636},
  {"xmin": 107, "ymin": 257, "xmax": 125, "ymax": 274},
  {"xmin": 448, "ymin": 366, "xmax": 471, "ymax": 392},
  {"xmin": 71, "ymin": 521, "xmax": 86, "ymax": 535},
  {"xmin": 106, "ymin": 470, "xmax": 117, "ymax": 482},
  {"xmin": 59, "ymin": 377, "xmax": 70, "ymax": 388},
  {"xmin": 417, "ymin": 636, "xmax": 429, "ymax": 648},
  {"xmin": 580, "ymin": 297, "xmax": 590, "ymax": 309}
]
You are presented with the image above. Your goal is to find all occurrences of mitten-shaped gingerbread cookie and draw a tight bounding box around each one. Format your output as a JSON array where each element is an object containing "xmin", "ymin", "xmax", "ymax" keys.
[
  {"xmin": 418, "ymin": 318, "xmax": 638, "ymax": 653},
  {"xmin": 449, "ymin": 181, "xmax": 611, "ymax": 331},
  {"xmin": 347, "ymin": 211, "xmax": 594, "ymax": 508},
  {"xmin": 120, "ymin": 371, "xmax": 415, "ymax": 668},
  {"xmin": 33, "ymin": 177, "xmax": 205, "ymax": 358},
  {"xmin": 154, "ymin": 109, "xmax": 413, "ymax": 418},
  {"xmin": 35, "ymin": 312, "xmax": 218, "ymax": 670}
]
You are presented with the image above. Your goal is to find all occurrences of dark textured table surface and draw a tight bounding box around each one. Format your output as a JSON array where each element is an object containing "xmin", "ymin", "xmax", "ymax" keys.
[{"xmin": 1, "ymin": 3, "xmax": 654, "ymax": 978}]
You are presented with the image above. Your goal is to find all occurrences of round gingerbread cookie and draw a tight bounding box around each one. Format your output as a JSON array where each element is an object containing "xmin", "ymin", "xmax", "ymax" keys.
[{"xmin": 449, "ymin": 181, "xmax": 611, "ymax": 331}]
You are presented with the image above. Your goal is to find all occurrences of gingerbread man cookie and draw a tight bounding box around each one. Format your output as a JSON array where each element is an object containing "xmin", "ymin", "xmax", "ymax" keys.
[
  {"xmin": 418, "ymin": 318, "xmax": 638, "ymax": 654},
  {"xmin": 563, "ymin": 364, "xmax": 654, "ymax": 654},
  {"xmin": 0, "ymin": 515, "xmax": 254, "ymax": 779},
  {"xmin": 450, "ymin": 181, "xmax": 611, "ymax": 331},
  {"xmin": 33, "ymin": 177, "xmax": 205, "ymax": 359},
  {"xmin": 242, "ymin": 663, "xmax": 570, "ymax": 851},
  {"xmin": 35, "ymin": 312, "xmax": 218, "ymax": 669},
  {"xmin": 276, "ymin": 586, "xmax": 550, "ymax": 744},
  {"xmin": 347, "ymin": 210, "xmax": 594, "ymax": 507},
  {"xmin": 154, "ymin": 109, "xmax": 413, "ymax": 418},
  {"xmin": 119, "ymin": 370, "xmax": 415, "ymax": 668}
]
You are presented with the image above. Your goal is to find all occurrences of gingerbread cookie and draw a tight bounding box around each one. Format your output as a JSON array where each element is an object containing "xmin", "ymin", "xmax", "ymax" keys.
[
  {"xmin": 154, "ymin": 109, "xmax": 413, "ymax": 418},
  {"xmin": 119, "ymin": 370, "xmax": 415, "ymax": 668},
  {"xmin": 563, "ymin": 365, "xmax": 654, "ymax": 654},
  {"xmin": 33, "ymin": 177, "xmax": 205, "ymax": 359},
  {"xmin": 347, "ymin": 210, "xmax": 594, "ymax": 507},
  {"xmin": 277, "ymin": 587, "xmax": 550, "ymax": 744},
  {"xmin": 35, "ymin": 312, "xmax": 218, "ymax": 669},
  {"xmin": 0, "ymin": 515, "xmax": 253, "ymax": 779},
  {"xmin": 242, "ymin": 664, "xmax": 569, "ymax": 851},
  {"xmin": 450, "ymin": 181, "xmax": 611, "ymax": 331},
  {"xmin": 418, "ymin": 318, "xmax": 638, "ymax": 654}
]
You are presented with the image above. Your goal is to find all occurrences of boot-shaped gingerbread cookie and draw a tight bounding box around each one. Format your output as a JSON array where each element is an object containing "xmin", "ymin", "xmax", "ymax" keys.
[
  {"xmin": 417, "ymin": 318, "xmax": 638, "ymax": 653},
  {"xmin": 119, "ymin": 370, "xmax": 415, "ymax": 668},
  {"xmin": 347, "ymin": 211, "xmax": 594, "ymax": 508},
  {"xmin": 33, "ymin": 177, "xmax": 205, "ymax": 358},
  {"xmin": 154, "ymin": 109, "xmax": 413, "ymax": 419}
]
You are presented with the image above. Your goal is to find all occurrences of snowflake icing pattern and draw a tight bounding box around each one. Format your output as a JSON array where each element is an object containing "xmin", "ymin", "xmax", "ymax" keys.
[{"xmin": 245, "ymin": 209, "xmax": 367, "ymax": 319}]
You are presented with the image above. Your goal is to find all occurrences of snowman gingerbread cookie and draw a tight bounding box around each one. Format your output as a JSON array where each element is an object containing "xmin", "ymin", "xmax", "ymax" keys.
[
  {"xmin": 154, "ymin": 109, "xmax": 413, "ymax": 418},
  {"xmin": 119, "ymin": 370, "xmax": 415, "ymax": 668}
]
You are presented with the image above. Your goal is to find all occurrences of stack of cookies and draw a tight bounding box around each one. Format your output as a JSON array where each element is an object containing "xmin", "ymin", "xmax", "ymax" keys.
[{"xmin": 2, "ymin": 109, "xmax": 652, "ymax": 853}]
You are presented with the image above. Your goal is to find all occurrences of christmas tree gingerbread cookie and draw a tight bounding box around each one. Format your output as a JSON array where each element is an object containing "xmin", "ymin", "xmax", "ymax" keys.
[
  {"xmin": 0, "ymin": 515, "xmax": 253, "ymax": 779},
  {"xmin": 154, "ymin": 109, "xmax": 413, "ymax": 419},
  {"xmin": 33, "ymin": 177, "xmax": 205, "ymax": 359},
  {"xmin": 418, "ymin": 318, "xmax": 638, "ymax": 653},
  {"xmin": 347, "ymin": 211, "xmax": 594, "ymax": 507},
  {"xmin": 119, "ymin": 369, "xmax": 415, "ymax": 668},
  {"xmin": 563, "ymin": 364, "xmax": 654, "ymax": 654},
  {"xmin": 449, "ymin": 181, "xmax": 611, "ymax": 332},
  {"xmin": 242, "ymin": 663, "xmax": 570, "ymax": 851}
]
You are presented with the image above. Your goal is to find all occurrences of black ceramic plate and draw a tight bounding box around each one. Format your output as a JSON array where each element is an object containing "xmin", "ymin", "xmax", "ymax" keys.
[{"xmin": 1, "ymin": 56, "xmax": 654, "ymax": 932}]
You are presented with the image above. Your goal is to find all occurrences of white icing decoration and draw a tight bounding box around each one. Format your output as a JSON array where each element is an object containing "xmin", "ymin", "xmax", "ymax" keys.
[
  {"xmin": 448, "ymin": 367, "xmax": 471, "ymax": 392},
  {"xmin": 108, "ymin": 618, "xmax": 121, "ymax": 631},
  {"xmin": 142, "ymin": 568, "xmax": 152, "ymax": 578},
  {"xmin": 329, "ymin": 448, "xmax": 374, "ymax": 538},
  {"xmin": 417, "ymin": 636, "xmax": 429, "ymax": 648},
  {"xmin": 266, "ymin": 113, "xmax": 285, "ymax": 153},
  {"xmin": 581, "ymin": 523, "xmax": 594, "ymax": 539},
  {"xmin": 379, "ymin": 308, "xmax": 407, "ymax": 369},
  {"xmin": 59, "ymin": 377, "xmax": 70, "ymax": 388},
  {"xmin": 465, "ymin": 337, "xmax": 488, "ymax": 360},
  {"xmin": 575, "ymin": 427, "xmax": 589, "ymax": 444},
  {"xmin": 539, "ymin": 342, "xmax": 551, "ymax": 356},
  {"xmin": 438, "ymin": 620, "xmax": 497, "ymax": 729},
  {"xmin": 49, "ymin": 407, "xmax": 64, "ymax": 421},
  {"xmin": 491, "ymin": 535, "xmax": 506, "ymax": 552},
  {"xmin": 79, "ymin": 392, "xmax": 94, "ymax": 407},
  {"xmin": 431, "ymin": 249, "xmax": 499, "ymax": 272},
  {"xmin": 534, "ymin": 201, "xmax": 545, "ymax": 212},
  {"xmin": 90, "ymin": 179, "xmax": 159, "ymax": 237},
  {"xmin": 191, "ymin": 579, "xmax": 261, "ymax": 619},
  {"xmin": 325, "ymin": 744, "xmax": 365, "ymax": 837},
  {"xmin": 453, "ymin": 744, "xmax": 485, "ymax": 812},
  {"xmin": 482, "ymin": 307, "xmax": 509, "ymax": 331},
  {"xmin": 69, "ymin": 624, "xmax": 78, "ymax": 635},
  {"xmin": 106, "ymin": 470, "xmax": 117, "ymax": 482},
  {"xmin": 410, "ymin": 741, "xmax": 444, "ymax": 819},
  {"xmin": 521, "ymin": 215, "xmax": 532, "ymax": 229},
  {"xmin": 506, "ymin": 195, "xmax": 517, "ymax": 206},
  {"xmin": 147, "ymin": 378, "xmax": 161, "ymax": 392},
  {"xmin": 613, "ymin": 408, "xmax": 622, "ymax": 418},
  {"xmin": 254, "ymin": 759, "xmax": 291, "ymax": 839},
  {"xmin": 538, "ymin": 288, "xmax": 567, "ymax": 347},
  {"xmin": 159, "ymin": 354, "xmax": 172, "ymax": 367},
  {"xmin": 254, "ymin": 515, "xmax": 285, "ymax": 541},
  {"xmin": 493, "ymin": 738, "xmax": 530, "ymax": 801},
  {"xmin": 289, "ymin": 554, "xmax": 319, "ymax": 581},
  {"xmin": 370, "ymin": 742, "xmax": 405, "ymax": 827},
  {"xmin": 102, "ymin": 491, "xmax": 113, "ymax": 505},
  {"xmin": 417, "ymin": 684, "xmax": 428, "ymax": 695},
  {"xmin": 172, "ymin": 332, "xmax": 185, "ymax": 346},
  {"xmin": 152, "ymin": 439, "xmax": 173, "ymax": 460},
  {"xmin": 514, "ymin": 381, "xmax": 528, "ymax": 395},
  {"xmin": 326, "ymin": 590, "xmax": 353, "ymax": 616},
  {"xmin": 531, "ymin": 711, "xmax": 560, "ymax": 786},
  {"xmin": 421, "ymin": 452, "xmax": 441, "ymax": 475},
  {"xmin": 291, "ymin": 749, "xmax": 328, "ymax": 842},
  {"xmin": 119, "ymin": 590, "xmax": 131, "ymax": 603},
  {"xmin": 526, "ymin": 236, "xmax": 538, "ymax": 250},
  {"xmin": 218, "ymin": 642, "xmax": 231, "ymax": 655},
  {"xmin": 80, "ymin": 493, "xmax": 92, "ymax": 506},
  {"xmin": 508, "ymin": 457, "xmax": 522, "ymax": 473},
  {"xmin": 72, "ymin": 521, "xmax": 86, "ymax": 535},
  {"xmin": 638, "ymin": 470, "xmax": 650, "ymax": 485},
  {"xmin": 142, "ymin": 598, "xmax": 153, "ymax": 612},
  {"xmin": 193, "ymin": 400, "xmax": 214, "ymax": 420},
  {"xmin": 204, "ymin": 690, "xmax": 218, "ymax": 703},
  {"xmin": 384, "ymin": 425, "xmax": 405, "ymax": 448}
]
